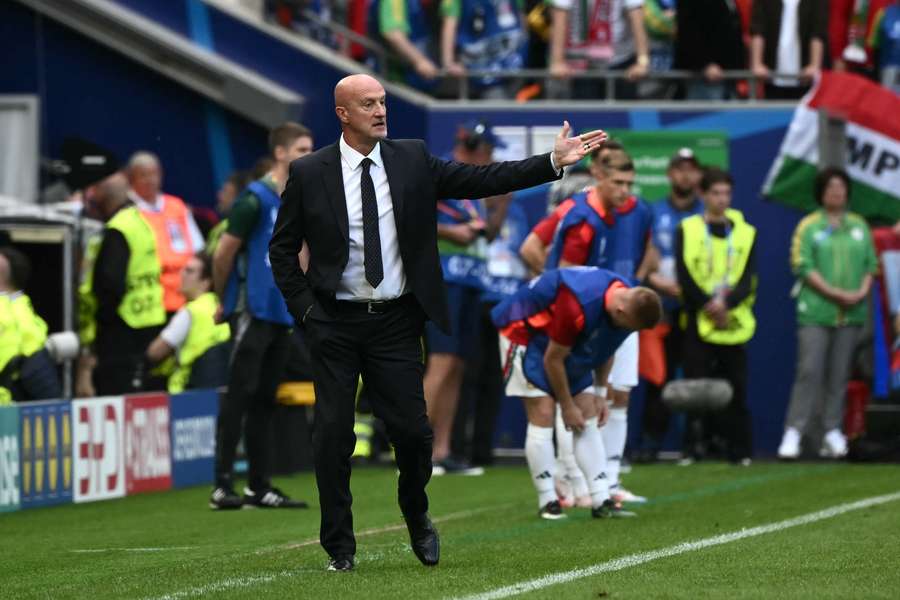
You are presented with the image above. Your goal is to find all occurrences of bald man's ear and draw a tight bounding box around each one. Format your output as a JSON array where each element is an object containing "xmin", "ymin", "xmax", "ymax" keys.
[{"xmin": 335, "ymin": 106, "xmax": 349, "ymax": 123}]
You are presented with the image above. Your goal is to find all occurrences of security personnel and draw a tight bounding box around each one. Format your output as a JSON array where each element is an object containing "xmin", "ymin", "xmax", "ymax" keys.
[
  {"xmin": 80, "ymin": 156, "xmax": 166, "ymax": 396},
  {"xmin": 146, "ymin": 253, "xmax": 230, "ymax": 393},
  {"xmin": 0, "ymin": 246, "xmax": 61, "ymax": 401},
  {"xmin": 0, "ymin": 276, "xmax": 21, "ymax": 406},
  {"xmin": 127, "ymin": 151, "xmax": 206, "ymax": 313},
  {"xmin": 675, "ymin": 167, "xmax": 757, "ymax": 464}
]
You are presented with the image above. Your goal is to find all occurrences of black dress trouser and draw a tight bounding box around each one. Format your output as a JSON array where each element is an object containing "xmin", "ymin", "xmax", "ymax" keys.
[
  {"xmin": 682, "ymin": 321, "xmax": 752, "ymax": 461},
  {"xmin": 304, "ymin": 296, "xmax": 433, "ymax": 559},
  {"xmin": 214, "ymin": 314, "xmax": 290, "ymax": 491}
]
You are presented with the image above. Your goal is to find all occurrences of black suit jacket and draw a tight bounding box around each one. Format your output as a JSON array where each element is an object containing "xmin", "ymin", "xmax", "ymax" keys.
[{"xmin": 269, "ymin": 138, "xmax": 562, "ymax": 333}]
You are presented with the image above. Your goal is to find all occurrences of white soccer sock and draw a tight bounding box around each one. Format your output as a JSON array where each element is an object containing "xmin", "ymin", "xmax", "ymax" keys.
[
  {"xmin": 525, "ymin": 423, "xmax": 557, "ymax": 507},
  {"xmin": 601, "ymin": 407, "xmax": 628, "ymax": 489},
  {"xmin": 573, "ymin": 417, "xmax": 609, "ymax": 507},
  {"xmin": 555, "ymin": 407, "xmax": 589, "ymax": 498}
]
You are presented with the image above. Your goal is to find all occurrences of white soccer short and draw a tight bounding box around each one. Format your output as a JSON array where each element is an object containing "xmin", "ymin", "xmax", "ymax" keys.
[
  {"xmin": 499, "ymin": 335, "xmax": 591, "ymax": 398},
  {"xmin": 608, "ymin": 331, "xmax": 639, "ymax": 392}
]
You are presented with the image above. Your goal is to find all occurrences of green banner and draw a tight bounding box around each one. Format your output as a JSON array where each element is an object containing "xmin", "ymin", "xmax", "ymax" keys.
[
  {"xmin": 606, "ymin": 130, "xmax": 730, "ymax": 202},
  {"xmin": 0, "ymin": 405, "xmax": 21, "ymax": 512}
]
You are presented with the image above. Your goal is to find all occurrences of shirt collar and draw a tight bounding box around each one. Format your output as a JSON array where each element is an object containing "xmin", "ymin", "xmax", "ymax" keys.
[
  {"xmin": 129, "ymin": 190, "xmax": 163, "ymax": 212},
  {"xmin": 339, "ymin": 135, "xmax": 383, "ymax": 171}
]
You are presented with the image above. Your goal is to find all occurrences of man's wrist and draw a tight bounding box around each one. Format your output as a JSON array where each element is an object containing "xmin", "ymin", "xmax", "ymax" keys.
[{"xmin": 549, "ymin": 152, "xmax": 563, "ymax": 176}]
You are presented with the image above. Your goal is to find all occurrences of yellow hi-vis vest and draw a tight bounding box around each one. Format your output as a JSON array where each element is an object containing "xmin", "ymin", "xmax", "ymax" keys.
[
  {"xmin": 106, "ymin": 206, "xmax": 166, "ymax": 329},
  {"xmin": 0, "ymin": 295, "xmax": 21, "ymax": 405},
  {"xmin": 78, "ymin": 233, "xmax": 102, "ymax": 346},
  {"xmin": 681, "ymin": 213, "xmax": 757, "ymax": 345},
  {"xmin": 168, "ymin": 292, "xmax": 230, "ymax": 393},
  {"xmin": 10, "ymin": 293, "xmax": 48, "ymax": 356}
]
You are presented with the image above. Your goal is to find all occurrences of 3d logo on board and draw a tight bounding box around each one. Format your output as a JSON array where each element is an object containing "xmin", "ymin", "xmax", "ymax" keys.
[{"xmin": 72, "ymin": 397, "xmax": 125, "ymax": 503}]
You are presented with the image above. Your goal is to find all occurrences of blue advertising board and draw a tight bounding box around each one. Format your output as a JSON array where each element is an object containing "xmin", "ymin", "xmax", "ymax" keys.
[
  {"xmin": 19, "ymin": 401, "xmax": 73, "ymax": 509},
  {"xmin": 169, "ymin": 390, "xmax": 218, "ymax": 489}
]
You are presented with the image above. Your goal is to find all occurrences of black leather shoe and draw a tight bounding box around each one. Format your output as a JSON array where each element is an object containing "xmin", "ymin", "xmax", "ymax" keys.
[
  {"xmin": 326, "ymin": 556, "xmax": 355, "ymax": 572},
  {"xmin": 406, "ymin": 513, "xmax": 440, "ymax": 566}
]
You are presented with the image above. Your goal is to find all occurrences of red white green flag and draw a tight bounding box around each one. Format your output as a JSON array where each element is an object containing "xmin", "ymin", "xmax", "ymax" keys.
[{"xmin": 763, "ymin": 71, "xmax": 900, "ymax": 221}]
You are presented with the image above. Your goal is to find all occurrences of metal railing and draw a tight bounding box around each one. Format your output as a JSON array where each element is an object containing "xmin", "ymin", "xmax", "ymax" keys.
[
  {"xmin": 280, "ymin": 13, "xmax": 813, "ymax": 102},
  {"xmin": 444, "ymin": 68, "xmax": 811, "ymax": 102}
]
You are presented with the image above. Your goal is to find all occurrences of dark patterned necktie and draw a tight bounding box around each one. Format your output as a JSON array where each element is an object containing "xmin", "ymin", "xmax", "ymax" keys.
[{"xmin": 360, "ymin": 158, "xmax": 383, "ymax": 288}]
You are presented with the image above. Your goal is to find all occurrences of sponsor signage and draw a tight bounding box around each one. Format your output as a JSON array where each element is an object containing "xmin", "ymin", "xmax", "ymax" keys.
[
  {"xmin": 0, "ymin": 405, "xmax": 20, "ymax": 512},
  {"xmin": 19, "ymin": 401, "xmax": 73, "ymax": 508},
  {"xmin": 169, "ymin": 390, "xmax": 218, "ymax": 489},
  {"xmin": 124, "ymin": 394, "xmax": 172, "ymax": 494},
  {"xmin": 72, "ymin": 397, "xmax": 125, "ymax": 503}
]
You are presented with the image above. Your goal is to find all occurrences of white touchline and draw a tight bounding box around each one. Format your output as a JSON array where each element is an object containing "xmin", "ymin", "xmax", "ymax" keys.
[
  {"xmin": 258, "ymin": 504, "xmax": 515, "ymax": 554},
  {"xmin": 70, "ymin": 546, "xmax": 199, "ymax": 554},
  {"xmin": 147, "ymin": 572, "xmax": 290, "ymax": 600},
  {"xmin": 449, "ymin": 490, "xmax": 900, "ymax": 600}
]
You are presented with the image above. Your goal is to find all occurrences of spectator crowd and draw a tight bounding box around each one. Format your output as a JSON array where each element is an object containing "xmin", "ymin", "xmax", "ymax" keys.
[{"xmin": 254, "ymin": 0, "xmax": 900, "ymax": 99}]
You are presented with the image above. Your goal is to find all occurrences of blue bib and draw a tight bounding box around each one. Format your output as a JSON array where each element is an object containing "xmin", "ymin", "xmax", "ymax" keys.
[
  {"xmin": 609, "ymin": 198, "xmax": 653, "ymax": 278},
  {"xmin": 546, "ymin": 192, "xmax": 615, "ymax": 271},
  {"xmin": 223, "ymin": 181, "xmax": 293, "ymax": 326},
  {"xmin": 492, "ymin": 267, "xmax": 632, "ymax": 394},
  {"xmin": 456, "ymin": 0, "xmax": 527, "ymax": 88}
]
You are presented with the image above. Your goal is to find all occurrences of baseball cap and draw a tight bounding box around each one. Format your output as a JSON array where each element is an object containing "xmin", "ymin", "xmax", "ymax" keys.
[
  {"xmin": 60, "ymin": 137, "xmax": 120, "ymax": 191},
  {"xmin": 668, "ymin": 147, "xmax": 700, "ymax": 169},
  {"xmin": 455, "ymin": 120, "xmax": 507, "ymax": 150}
]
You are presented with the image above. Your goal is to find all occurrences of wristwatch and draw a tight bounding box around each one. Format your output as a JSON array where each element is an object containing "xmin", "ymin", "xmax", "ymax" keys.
[{"xmin": 636, "ymin": 54, "xmax": 650, "ymax": 68}]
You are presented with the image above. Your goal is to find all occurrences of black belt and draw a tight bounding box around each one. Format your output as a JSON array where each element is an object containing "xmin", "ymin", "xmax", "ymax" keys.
[{"xmin": 333, "ymin": 294, "xmax": 414, "ymax": 314}]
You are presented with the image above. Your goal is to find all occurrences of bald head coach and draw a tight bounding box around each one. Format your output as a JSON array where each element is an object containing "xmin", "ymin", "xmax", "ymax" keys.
[{"xmin": 269, "ymin": 74, "xmax": 606, "ymax": 572}]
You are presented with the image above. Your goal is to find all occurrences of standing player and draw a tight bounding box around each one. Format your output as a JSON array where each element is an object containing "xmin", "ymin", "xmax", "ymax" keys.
[
  {"xmin": 210, "ymin": 122, "xmax": 314, "ymax": 510},
  {"xmin": 492, "ymin": 266, "xmax": 661, "ymax": 518},
  {"xmin": 526, "ymin": 146, "xmax": 654, "ymax": 505}
]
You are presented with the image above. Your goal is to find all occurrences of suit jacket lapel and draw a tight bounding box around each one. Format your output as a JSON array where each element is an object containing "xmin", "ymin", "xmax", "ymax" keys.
[
  {"xmin": 320, "ymin": 142, "xmax": 349, "ymax": 242},
  {"xmin": 380, "ymin": 141, "xmax": 404, "ymax": 224}
]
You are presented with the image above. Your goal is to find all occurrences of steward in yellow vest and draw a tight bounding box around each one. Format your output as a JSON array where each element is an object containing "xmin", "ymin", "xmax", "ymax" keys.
[
  {"xmin": 674, "ymin": 167, "xmax": 757, "ymax": 464},
  {"xmin": 0, "ymin": 294, "xmax": 20, "ymax": 405},
  {"xmin": 146, "ymin": 253, "xmax": 230, "ymax": 393},
  {"xmin": 78, "ymin": 172, "xmax": 166, "ymax": 396},
  {"xmin": 0, "ymin": 246, "xmax": 63, "ymax": 401}
]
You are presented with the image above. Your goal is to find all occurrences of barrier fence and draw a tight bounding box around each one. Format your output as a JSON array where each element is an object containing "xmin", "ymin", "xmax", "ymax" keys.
[{"xmin": 1, "ymin": 390, "xmax": 219, "ymax": 513}]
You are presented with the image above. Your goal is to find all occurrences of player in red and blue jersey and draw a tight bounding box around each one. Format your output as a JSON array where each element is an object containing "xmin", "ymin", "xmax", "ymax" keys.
[
  {"xmin": 492, "ymin": 266, "xmax": 661, "ymax": 519},
  {"xmin": 520, "ymin": 145, "xmax": 655, "ymax": 506}
]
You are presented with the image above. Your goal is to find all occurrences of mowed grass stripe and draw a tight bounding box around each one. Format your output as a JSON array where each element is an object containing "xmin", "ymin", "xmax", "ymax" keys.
[
  {"xmin": 1, "ymin": 464, "xmax": 894, "ymax": 599},
  {"xmin": 450, "ymin": 491, "xmax": 900, "ymax": 600}
]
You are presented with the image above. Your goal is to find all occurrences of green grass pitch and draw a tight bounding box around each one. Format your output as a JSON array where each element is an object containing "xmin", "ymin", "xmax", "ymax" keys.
[{"xmin": 1, "ymin": 462, "xmax": 898, "ymax": 599}]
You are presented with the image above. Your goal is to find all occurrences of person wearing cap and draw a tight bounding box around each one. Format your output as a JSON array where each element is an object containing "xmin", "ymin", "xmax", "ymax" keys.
[
  {"xmin": 638, "ymin": 148, "xmax": 703, "ymax": 461},
  {"xmin": 0, "ymin": 247, "xmax": 61, "ymax": 401},
  {"xmin": 423, "ymin": 121, "xmax": 511, "ymax": 475},
  {"xmin": 127, "ymin": 151, "xmax": 205, "ymax": 314},
  {"xmin": 75, "ymin": 145, "xmax": 166, "ymax": 397}
]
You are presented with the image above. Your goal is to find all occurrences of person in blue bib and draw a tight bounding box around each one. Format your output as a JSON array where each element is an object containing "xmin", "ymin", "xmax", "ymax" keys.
[
  {"xmin": 492, "ymin": 266, "xmax": 661, "ymax": 519},
  {"xmin": 535, "ymin": 145, "xmax": 654, "ymax": 505},
  {"xmin": 424, "ymin": 121, "xmax": 509, "ymax": 476},
  {"xmin": 639, "ymin": 148, "xmax": 703, "ymax": 462},
  {"xmin": 210, "ymin": 122, "xmax": 314, "ymax": 510}
]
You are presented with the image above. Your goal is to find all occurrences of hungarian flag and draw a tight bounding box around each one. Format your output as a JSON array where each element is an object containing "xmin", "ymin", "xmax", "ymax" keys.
[{"xmin": 763, "ymin": 71, "xmax": 900, "ymax": 222}]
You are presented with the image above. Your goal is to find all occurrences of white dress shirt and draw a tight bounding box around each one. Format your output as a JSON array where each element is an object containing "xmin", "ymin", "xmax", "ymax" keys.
[
  {"xmin": 336, "ymin": 135, "xmax": 407, "ymax": 301},
  {"xmin": 129, "ymin": 191, "xmax": 206, "ymax": 252}
]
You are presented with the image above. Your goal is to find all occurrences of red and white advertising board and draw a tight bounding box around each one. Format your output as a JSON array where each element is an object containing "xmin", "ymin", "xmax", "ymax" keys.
[{"xmin": 72, "ymin": 397, "xmax": 125, "ymax": 503}]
